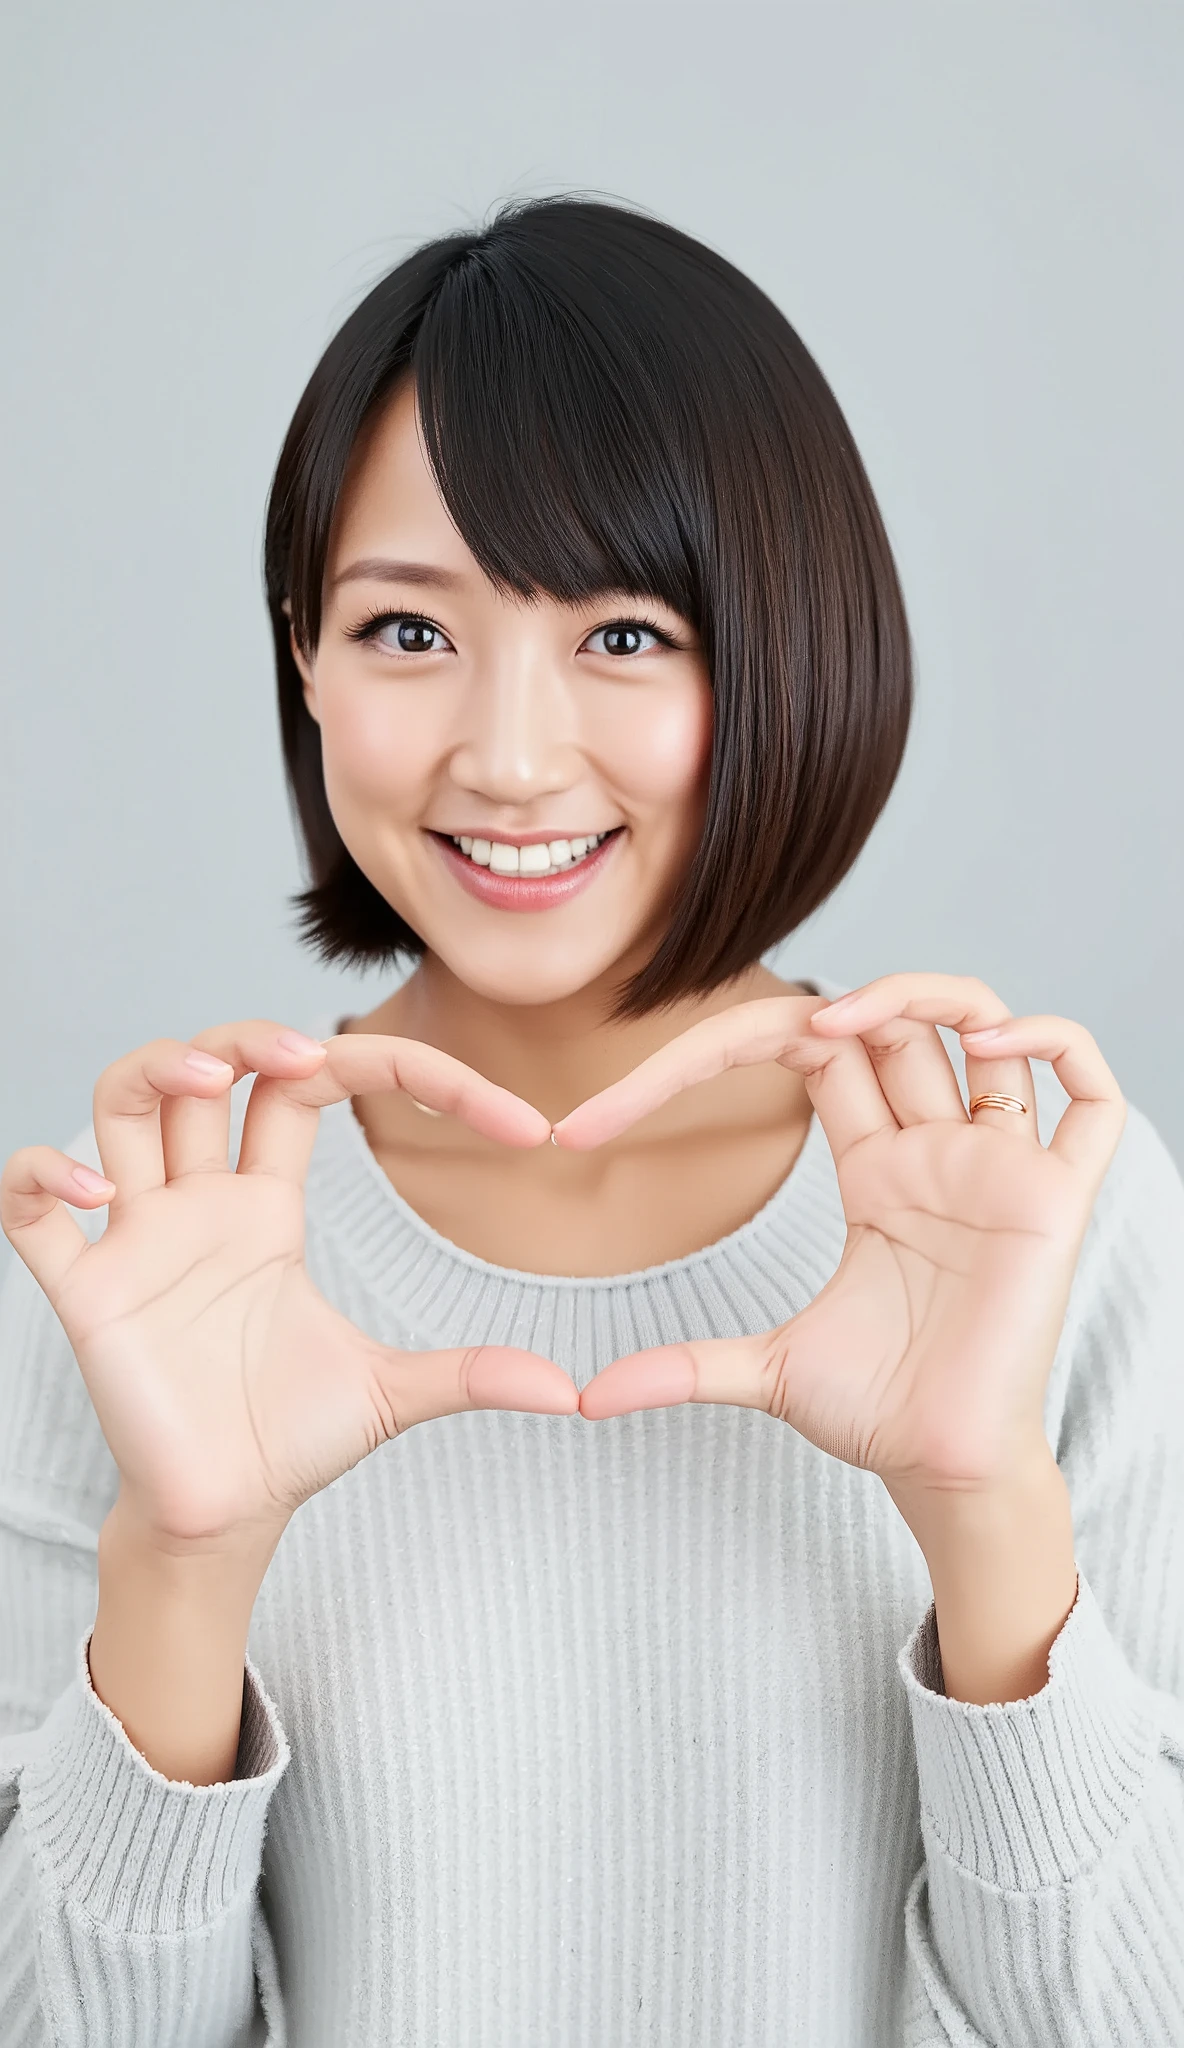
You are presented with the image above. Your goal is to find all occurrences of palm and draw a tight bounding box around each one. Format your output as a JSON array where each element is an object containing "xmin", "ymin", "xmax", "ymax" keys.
[
  {"xmin": 55, "ymin": 1170, "xmax": 392, "ymax": 1541},
  {"xmin": 561, "ymin": 978, "xmax": 1125, "ymax": 1495},
  {"xmin": 767, "ymin": 1121, "xmax": 1082, "ymax": 1488},
  {"xmin": 2, "ymin": 1021, "xmax": 574, "ymax": 1552}
]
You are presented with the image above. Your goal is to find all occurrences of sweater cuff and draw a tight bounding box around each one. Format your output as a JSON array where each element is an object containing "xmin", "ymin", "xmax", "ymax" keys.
[
  {"xmin": 17, "ymin": 1622, "xmax": 290, "ymax": 1935},
  {"xmin": 898, "ymin": 1565, "xmax": 1163, "ymax": 1890}
]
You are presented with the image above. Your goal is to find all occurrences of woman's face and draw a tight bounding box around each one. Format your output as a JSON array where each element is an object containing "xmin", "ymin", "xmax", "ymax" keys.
[{"xmin": 293, "ymin": 377, "xmax": 714, "ymax": 1009}]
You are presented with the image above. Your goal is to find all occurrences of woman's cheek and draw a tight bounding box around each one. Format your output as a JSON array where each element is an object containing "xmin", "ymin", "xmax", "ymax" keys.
[
  {"xmin": 320, "ymin": 677, "xmax": 440, "ymax": 810},
  {"xmin": 597, "ymin": 682, "xmax": 713, "ymax": 803}
]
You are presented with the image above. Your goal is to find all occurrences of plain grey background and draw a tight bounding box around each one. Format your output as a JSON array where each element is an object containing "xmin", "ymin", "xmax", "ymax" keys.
[{"xmin": 2, "ymin": 1, "xmax": 1182, "ymax": 1217}]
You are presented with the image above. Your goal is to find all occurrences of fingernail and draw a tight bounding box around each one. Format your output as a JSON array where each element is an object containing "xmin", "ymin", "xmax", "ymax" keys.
[
  {"xmin": 962, "ymin": 1026, "xmax": 1006, "ymax": 1042},
  {"xmin": 277, "ymin": 1030, "xmax": 326, "ymax": 1056},
  {"xmin": 817, "ymin": 992, "xmax": 858, "ymax": 1013},
  {"xmin": 72, "ymin": 1165, "xmax": 114, "ymax": 1194},
  {"xmin": 184, "ymin": 1050, "xmax": 234, "ymax": 1075}
]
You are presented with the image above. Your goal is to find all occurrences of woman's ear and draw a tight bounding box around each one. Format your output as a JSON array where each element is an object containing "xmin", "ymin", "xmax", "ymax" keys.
[{"xmin": 283, "ymin": 602, "xmax": 319, "ymax": 720}]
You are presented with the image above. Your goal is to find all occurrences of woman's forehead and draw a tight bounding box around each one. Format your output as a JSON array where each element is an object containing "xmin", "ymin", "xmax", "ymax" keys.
[{"xmin": 328, "ymin": 385, "xmax": 463, "ymax": 563}]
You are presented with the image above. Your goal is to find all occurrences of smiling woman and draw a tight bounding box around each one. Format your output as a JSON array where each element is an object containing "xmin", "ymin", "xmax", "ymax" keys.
[
  {"xmin": 283, "ymin": 372, "xmax": 724, "ymax": 1023},
  {"xmin": 267, "ymin": 197, "xmax": 911, "ymax": 1014},
  {"xmin": 3, "ymin": 194, "xmax": 1184, "ymax": 2048}
]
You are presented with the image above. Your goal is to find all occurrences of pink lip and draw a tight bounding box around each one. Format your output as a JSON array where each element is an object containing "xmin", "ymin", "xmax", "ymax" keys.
[{"xmin": 430, "ymin": 829, "xmax": 623, "ymax": 912}]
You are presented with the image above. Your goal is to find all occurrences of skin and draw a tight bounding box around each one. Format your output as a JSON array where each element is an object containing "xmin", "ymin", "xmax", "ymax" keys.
[
  {"xmin": 1, "ymin": 366, "xmax": 1131, "ymax": 1794},
  {"xmin": 289, "ymin": 375, "xmax": 1131, "ymax": 1704},
  {"xmin": 290, "ymin": 374, "xmax": 818, "ymax": 1275},
  {"xmin": 559, "ymin": 983, "xmax": 1126, "ymax": 1700}
]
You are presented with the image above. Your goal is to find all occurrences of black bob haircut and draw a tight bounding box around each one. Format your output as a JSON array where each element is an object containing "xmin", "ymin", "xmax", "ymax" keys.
[{"xmin": 265, "ymin": 194, "xmax": 912, "ymax": 1017}]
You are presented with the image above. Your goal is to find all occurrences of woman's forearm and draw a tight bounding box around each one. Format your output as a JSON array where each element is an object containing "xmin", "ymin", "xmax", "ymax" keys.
[
  {"xmin": 89, "ymin": 1501, "xmax": 286, "ymax": 1786},
  {"xmin": 887, "ymin": 1454, "xmax": 1080, "ymax": 1704}
]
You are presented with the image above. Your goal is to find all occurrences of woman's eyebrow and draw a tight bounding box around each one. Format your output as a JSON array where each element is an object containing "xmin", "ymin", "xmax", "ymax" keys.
[{"xmin": 330, "ymin": 557, "xmax": 465, "ymax": 592}]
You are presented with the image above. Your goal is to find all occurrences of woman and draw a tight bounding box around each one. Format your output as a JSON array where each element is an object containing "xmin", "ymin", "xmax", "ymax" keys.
[{"xmin": 2, "ymin": 196, "xmax": 1182, "ymax": 2048}]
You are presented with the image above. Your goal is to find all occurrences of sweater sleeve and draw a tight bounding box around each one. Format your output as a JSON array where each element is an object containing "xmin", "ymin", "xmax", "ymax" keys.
[
  {"xmin": 894, "ymin": 1098, "xmax": 1184, "ymax": 2047},
  {"xmin": 0, "ymin": 1111, "xmax": 292, "ymax": 2048}
]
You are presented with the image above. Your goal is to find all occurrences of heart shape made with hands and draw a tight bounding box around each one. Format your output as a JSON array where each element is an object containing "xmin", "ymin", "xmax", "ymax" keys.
[
  {"xmin": 4, "ymin": 970, "xmax": 1127, "ymax": 1548},
  {"xmin": 536, "ymin": 971, "xmax": 1127, "ymax": 1498}
]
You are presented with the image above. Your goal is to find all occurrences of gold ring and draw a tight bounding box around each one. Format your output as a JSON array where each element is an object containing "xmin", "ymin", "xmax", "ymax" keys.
[{"xmin": 968, "ymin": 1093, "xmax": 1028, "ymax": 1116}]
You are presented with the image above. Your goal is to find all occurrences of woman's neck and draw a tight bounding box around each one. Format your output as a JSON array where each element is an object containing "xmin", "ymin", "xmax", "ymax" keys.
[
  {"xmin": 338, "ymin": 951, "xmax": 821, "ymax": 1274},
  {"xmin": 352, "ymin": 951, "xmax": 811, "ymax": 1132}
]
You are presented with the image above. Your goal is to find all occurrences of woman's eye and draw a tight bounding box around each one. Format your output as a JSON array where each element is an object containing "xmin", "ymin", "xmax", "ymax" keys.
[
  {"xmin": 351, "ymin": 612, "xmax": 452, "ymax": 654},
  {"xmin": 387, "ymin": 616, "xmax": 445, "ymax": 654},
  {"xmin": 585, "ymin": 621, "xmax": 664, "ymax": 657}
]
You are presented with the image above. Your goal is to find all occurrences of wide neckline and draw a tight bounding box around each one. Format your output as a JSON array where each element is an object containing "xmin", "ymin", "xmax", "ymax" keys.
[
  {"xmin": 300, "ymin": 974, "xmax": 849, "ymax": 1310},
  {"xmin": 325, "ymin": 1073, "xmax": 834, "ymax": 1293}
]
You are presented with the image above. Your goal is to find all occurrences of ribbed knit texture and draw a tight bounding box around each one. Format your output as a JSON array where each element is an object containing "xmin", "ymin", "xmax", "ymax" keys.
[{"xmin": 2, "ymin": 972, "xmax": 1183, "ymax": 2046}]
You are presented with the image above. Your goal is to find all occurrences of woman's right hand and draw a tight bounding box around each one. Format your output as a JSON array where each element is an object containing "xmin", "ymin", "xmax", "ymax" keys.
[{"xmin": 0, "ymin": 1022, "xmax": 576, "ymax": 1555}]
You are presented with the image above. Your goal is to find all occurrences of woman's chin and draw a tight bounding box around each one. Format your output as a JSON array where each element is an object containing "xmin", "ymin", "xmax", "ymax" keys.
[{"xmin": 428, "ymin": 939, "xmax": 639, "ymax": 1010}]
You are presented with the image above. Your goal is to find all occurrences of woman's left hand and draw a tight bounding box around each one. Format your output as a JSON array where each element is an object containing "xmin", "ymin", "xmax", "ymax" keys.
[{"xmin": 552, "ymin": 974, "xmax": 1128, "ymax": 1501}]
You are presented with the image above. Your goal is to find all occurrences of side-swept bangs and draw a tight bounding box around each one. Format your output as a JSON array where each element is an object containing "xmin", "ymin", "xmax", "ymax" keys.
[{"xmin": 264, "ymin": 195, "xmax": 912, "ymax": 1015}]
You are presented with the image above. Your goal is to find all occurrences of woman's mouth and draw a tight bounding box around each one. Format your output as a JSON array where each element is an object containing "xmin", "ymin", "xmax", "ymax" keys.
[{"xmin": 429, "ymin": 827, "xmax": 624, "ymax": 910}]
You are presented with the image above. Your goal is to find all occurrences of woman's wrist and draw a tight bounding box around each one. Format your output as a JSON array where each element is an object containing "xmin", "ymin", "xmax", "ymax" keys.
[
  {"xmin": 886, "ymin": 1454, "xmax": 1079, "ymax": 1704},
  {"xmin": 91, "ymin": 1501, "xmax": 282, "ymax": 1785}
]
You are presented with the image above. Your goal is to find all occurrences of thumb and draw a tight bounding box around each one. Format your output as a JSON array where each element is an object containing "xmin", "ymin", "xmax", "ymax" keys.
[
  {"xmin": 377, "ymin": 1343, "xmax": 580, "ymax": 1431},
  {"xmin": 578, "ymin": 1333, "xmax": 776, "ymax": 1420},
  {"xmin": 0, "ymin": 1145, "xmax": 114, "ymax": 1300}
]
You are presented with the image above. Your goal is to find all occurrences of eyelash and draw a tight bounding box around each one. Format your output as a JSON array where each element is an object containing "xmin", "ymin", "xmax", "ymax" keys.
[{"xmin": 344, "ymin": 607, "xmax": 681, "ymax": 654}]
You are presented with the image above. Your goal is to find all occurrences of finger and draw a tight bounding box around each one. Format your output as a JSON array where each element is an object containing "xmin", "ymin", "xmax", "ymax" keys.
[
  {"xmin": 777, "ymin": 1030, "xmax": 900, "ymax": 1160},
  {"xmin": 579, "ymin": 1335, "xmax": 769, "ymax": 1420},
  {"xmin": 378, "ymin": 1343, "xmax": 579, "ymax": 1429},
  {"xmin": 93, "ymin": 1039, "xmax": 240, "ymax": 1205},
  {"xmin": 808, "ymin": 971, "xmax": 1013, "ymax": 1039},
  {"xmin": 962, "ymin": 1039, "xmax": 1039, "ymax": 1141},
  {"xmin": 236, "ymin": 1031, "xmax": 551, "ymax": 1185},
  {"xmin": 160, "ymin": 1024, "xmax": 329, "ymax": 1178},
  {"xmin": 0, "ymin": 1145, "xmax": 115, "ymax": 1301},
  {"xmin": 550, "ymin": 994, "xmax": 826, "ymax": 1149},
  {"xmin": 809, "ymin": 971, "xmax": 1037, "ymax": 1140},
  {"xmin": 840, "ymin": 1016, "xmax": 970, "ymax": 1128},
  {"xmin": 960, "ymin": 1014, "xmax": 1126, "ymax": 1186},
  {"xmin": 381, "ymin": 1039, "xmax": 551, "ymax": 1146}
]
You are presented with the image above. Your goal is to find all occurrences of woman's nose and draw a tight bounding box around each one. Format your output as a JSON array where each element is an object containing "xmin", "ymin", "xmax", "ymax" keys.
[{"xmin": 449, "ymin": 652, "xmax": 575, "ymax": 802}]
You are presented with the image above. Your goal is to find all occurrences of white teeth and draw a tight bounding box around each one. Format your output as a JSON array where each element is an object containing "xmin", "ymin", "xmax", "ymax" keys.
[{"xmin": 448, "ymin": 830, "xmax": 613, "ymax": 878}]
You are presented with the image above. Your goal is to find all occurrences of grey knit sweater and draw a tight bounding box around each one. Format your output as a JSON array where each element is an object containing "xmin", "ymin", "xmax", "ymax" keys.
[{"xmin": 2, "ymin": 972, "xmax": 1184, "ymax": 2047}]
